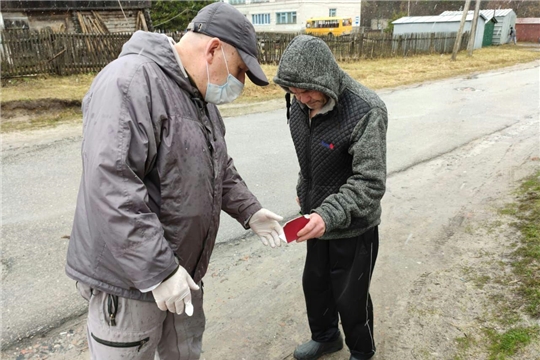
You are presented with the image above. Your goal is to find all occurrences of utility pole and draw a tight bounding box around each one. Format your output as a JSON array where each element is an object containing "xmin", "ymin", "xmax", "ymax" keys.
[
  {"xmin": 451, "ymin": 0, "xmax": 472, "ymax": 61},
  {"xmin": 359, "ymin": 0, "xmax": 362, "ymax": 33},
  {"xmin": 467, "ymin": 0, "xmax": 481, "ymax": 56}
]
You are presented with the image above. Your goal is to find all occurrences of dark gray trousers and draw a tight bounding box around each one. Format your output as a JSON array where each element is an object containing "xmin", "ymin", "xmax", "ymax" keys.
[{"xmin": 302, "ymin": 227, "xmax": 379, "ymax": 357}]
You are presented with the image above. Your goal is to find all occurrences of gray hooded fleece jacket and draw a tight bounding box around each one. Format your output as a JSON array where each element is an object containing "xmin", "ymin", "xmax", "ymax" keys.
[
  {"xmin": 66, "ymin": 31, "xmax": 261, "ymax": 301},
  {"xmin": 274, "ymin": 35, "xmax": 388, "ymax": 239}
]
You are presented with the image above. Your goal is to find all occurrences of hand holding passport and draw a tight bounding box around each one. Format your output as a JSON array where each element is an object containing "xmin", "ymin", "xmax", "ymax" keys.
[{"xmin": 279, "ymin": 215, "xmax": 310, "ymax": 243}]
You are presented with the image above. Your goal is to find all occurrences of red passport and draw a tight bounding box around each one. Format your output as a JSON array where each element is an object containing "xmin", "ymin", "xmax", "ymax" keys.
[{"xmin": 281, "ymin": 215, "xmax": 310, "ymax": 243}]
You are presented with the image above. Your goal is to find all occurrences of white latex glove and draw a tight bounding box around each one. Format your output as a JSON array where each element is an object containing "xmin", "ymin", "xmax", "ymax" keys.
[
  {"xmin": 152, "ymin": 265, "xmax": 199, "ymax": 316},
  {"xmin": 249, "ymin": 208, "xmax": 285, "ymax": 248}
]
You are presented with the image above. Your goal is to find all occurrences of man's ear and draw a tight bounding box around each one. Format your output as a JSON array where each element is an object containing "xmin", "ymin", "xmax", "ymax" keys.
[{"xmin": 204, "ymin": 38, "xmax": 222, "ymax": 66}]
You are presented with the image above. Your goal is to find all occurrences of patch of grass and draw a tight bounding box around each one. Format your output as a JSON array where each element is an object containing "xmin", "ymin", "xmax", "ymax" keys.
[
  {"xmin": 485, "ymin": 326, "xmax": 540, "ymax": 360},
  {"xmin": 2, "ymin": 45, "xmax": 538, "ymax": 132},
  {"xmin": 454, "ymin": 333, "xmax": 479, "ymax": 360},
  {"xmin": 499, "ymin": 203, "xmax": 518, "ymax": 216},
  {"xmin": 481, "ymin": 170, "xmax": 540, "ymax": 358},
  {"xmin": 2, "ymin": 46, "xmax": 539, "ymax": 106},
  {"xmin": 337, "ymin": 45, "xmax": 540, "ymax": 91},
  {"xmin": 473, "ymin": 274, "xmax": 491, "ymax": 289},
  {"xmin": 488, "ymin": 294, "xmax": 521, "ymax": 327},
  {"xmin": 507, "ymin": 171, "xmax": 540, "ymax": 318},
  {"xmin": 1, "ymin": 73, "xmax": 96, "ymax": 103},
  {"xmin": 0, "ymin": 108, "xmax": 82, "ymax": 133},
  {"xmin": 453, "ymin": 170, "xmax": 540, "ymax": 359}
]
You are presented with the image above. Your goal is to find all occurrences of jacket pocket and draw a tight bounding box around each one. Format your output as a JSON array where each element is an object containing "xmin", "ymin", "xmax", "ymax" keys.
[{"xmin": 91, "ymin": 333, "xmax": 149, "ymax": 352}]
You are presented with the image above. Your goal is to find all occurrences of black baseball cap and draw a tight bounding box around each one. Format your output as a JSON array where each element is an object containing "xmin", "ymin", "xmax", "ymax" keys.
[{"xmin": 186, "ymin": 2, "xmax": 269, "ymax": 86}]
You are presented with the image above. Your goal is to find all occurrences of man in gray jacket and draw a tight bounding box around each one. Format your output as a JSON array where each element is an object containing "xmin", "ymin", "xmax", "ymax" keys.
[
  {"xmin": 274, "ymin": 35, "xmax": 388, "ymax": 360},
  {"xmin": 66, "ymin": 3, "xmax": 284, "ymax": 359}
]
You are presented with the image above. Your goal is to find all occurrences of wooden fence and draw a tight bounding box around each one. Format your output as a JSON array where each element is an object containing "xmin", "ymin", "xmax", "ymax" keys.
[
  {"xmin": 0, "ymin": 29, "xmax": 133, "ymax": 77},
  {"xmin": 0, "ymin": 29, "xmax": 470, "ymax": 78},
  {"xmin": 257, "ymin": 31, "xmax": 470, "ymax": 63}
]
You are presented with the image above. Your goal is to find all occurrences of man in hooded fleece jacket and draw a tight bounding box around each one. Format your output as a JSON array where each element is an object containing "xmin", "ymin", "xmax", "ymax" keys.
[{"xmin": 274, "ymin": 35, "xmax": 388, "ymax": 360}]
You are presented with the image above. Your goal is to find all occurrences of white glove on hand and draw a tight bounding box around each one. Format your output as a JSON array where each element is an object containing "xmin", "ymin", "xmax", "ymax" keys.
[
  {"xmin": 249, "ymin": 208, "xmax": 285, "ymax": 248},
  {"xmin": 152, "ymin": 266, "xmax": 199, "ymax": 316}
]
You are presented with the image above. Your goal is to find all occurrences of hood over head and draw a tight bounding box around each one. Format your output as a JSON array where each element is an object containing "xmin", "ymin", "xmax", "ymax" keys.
[{"xmin": 274, "ymin": 35, "xmax": 342, "ymax": 102}]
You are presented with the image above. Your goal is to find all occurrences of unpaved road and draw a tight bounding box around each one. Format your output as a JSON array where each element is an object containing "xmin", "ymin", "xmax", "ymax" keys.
[{"xmin": 2, "ymin": 62, "xmax": 539, "ymax": 359}]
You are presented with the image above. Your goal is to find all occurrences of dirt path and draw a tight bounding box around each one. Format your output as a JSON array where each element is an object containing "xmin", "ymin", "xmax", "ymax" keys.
[
  {"xmin": 3, "ymin": 99, "xmax": 538, "ymax": 360},
  {"xmin": 3, "ymin": 61, "xmax": 539, "ymax": 359}
]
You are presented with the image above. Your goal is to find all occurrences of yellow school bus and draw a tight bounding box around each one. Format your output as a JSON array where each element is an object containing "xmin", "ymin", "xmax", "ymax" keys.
[{"xmin": 305, "ymin": 17, "xmax": 353, "ymax": 37}]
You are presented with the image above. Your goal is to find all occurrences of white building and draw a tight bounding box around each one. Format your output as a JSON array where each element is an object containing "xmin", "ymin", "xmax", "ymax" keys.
[{"xmin": 226, "ymin": 0, "xmax": 361, "ymax": 33}]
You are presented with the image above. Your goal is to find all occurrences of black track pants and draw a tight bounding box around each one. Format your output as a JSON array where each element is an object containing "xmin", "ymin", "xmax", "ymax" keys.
[{"xmin": 302, "ymin": 226, "xmax": 379, "ymax": 355}]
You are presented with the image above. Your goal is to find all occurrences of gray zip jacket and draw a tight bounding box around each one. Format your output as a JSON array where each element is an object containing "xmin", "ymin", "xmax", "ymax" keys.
[
  {"xmin": 274, "ymin": 35, "xmax": 387, "ymax": 239},
  {"xmin": 66, "ymin": 31, "xmax": 262, "ymax": 301}
]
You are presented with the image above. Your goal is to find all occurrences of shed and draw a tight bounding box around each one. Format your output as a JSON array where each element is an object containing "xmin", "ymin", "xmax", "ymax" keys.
[
  {"xmin": 515, "ymin": 18, "xmax": 540, "ymax": 43},
  {"xmin": 392, "ymin": 13, "xmax": 488, "ymax": 49},
  {"xmin": 0, "ymin": 0, "xmax": 152, "ymax": 33},
  {"xmin": 483, "ymin": 9, "xmax": 516, "ymax": 45},
  {"xmin": 440, "ymin": 9, "xmax": 516, "ymax": 45},
  {"xmin": 439, "ymin": 10, "xmax": 499, "ymax": 47}
]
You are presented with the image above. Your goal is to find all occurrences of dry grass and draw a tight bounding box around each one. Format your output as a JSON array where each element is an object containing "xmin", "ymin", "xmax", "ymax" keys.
[
  {"xmin": 3, "ymin": 45, "xmax": 536, "ymax": 133},
  {"xmin": 1, "ymin": 44, "xmax": 539, "ymax": 108},
  {"xmin": 2, "ymin": 73, "xmax": 96, "ymax": 103},
  {"xmin": 241, "ymin": 44, "xmax": 540, "ymax": 102},
  {"xmin": 340, "ymin": 44, "xmax": 540, "ymax": 91}
]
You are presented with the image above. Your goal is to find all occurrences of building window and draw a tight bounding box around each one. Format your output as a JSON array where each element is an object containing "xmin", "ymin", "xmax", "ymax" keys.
[
  {"xmin": 252, "ymin": 13, "xmax": 271, "ymax": 25},
  {"xmin": 229, "ymin": 0, "xmax": 246, "ymax": 4},
  {"xmin": 251, "ymin": 0, "xmax": 270, "ymax": 3},
  {"xmin": 329, "ymin": 8, "xmax": 336, "ymax": 17},
  {"xmin": 276, "ymin": 11, "xmax": 297, "ymax": 25}
]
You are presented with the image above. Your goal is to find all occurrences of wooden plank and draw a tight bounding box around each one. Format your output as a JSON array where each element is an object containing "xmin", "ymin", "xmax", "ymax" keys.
[
  {"xmin": 140, "ymin": 11, "xmax": 148, "ymax": 31},
  {"xmin": 77, "ymin": 12, "xmax": 87, "ymax": 33},
  {"xmin": 92, "ymin": 11, "xmax": 109, "ymax": 33},
  {"xmin": 93, "ymin": 11, "xmax": 109, "ymax": 33},
  {"xmin": 12, "ymin": 31, "xmax": 19, "ymax": 76},
  {"xmin": 0, "ymin": 31, "xmax": 12, "ymax": 76},
  {"xmin": 34, "ymin": 31, "xmax": 42, "ymax": 74}
]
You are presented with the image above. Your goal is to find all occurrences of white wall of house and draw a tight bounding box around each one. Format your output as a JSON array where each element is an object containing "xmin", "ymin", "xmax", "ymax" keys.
[{"xmin": 227, "ymin": 0, "xmax": 361, "ymax": 33}]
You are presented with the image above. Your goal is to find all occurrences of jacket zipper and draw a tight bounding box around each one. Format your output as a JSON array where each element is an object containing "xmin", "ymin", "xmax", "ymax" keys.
[
  {"xmin": 305, "ymin": 114, "xmax": 313, "ymax": 212},
  {"xmin": 91, "ymin": 333, "xmax": 149, "ymax": 352},
  {"xmin": 193, "ymin": 101, "xmax": 214, "ymax": 279}
]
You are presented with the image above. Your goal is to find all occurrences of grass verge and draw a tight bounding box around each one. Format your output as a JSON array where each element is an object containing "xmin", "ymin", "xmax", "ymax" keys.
[
  {"xmin": 0, "ymin": 108, "xmax": 82, "ymax": 133},
  {"xmin": 485, "ymin": 326, "xmax": 540, "ymax": 360},
  {"xmin": 1, "ymin": 44, "xmax": 539, "ymax": 133},
  {"xmin": 501, "ymin": 171, "xmax": 540, "ymax": 319},
  {"xmin": 455, "ymin": 170, "xmax": 540, "ymax": 359}
]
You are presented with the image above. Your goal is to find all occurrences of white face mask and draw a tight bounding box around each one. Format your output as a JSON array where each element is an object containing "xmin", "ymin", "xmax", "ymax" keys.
[{"xmin": 204, "ymin": 48, "xmax": 244, "ymax": 105}]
